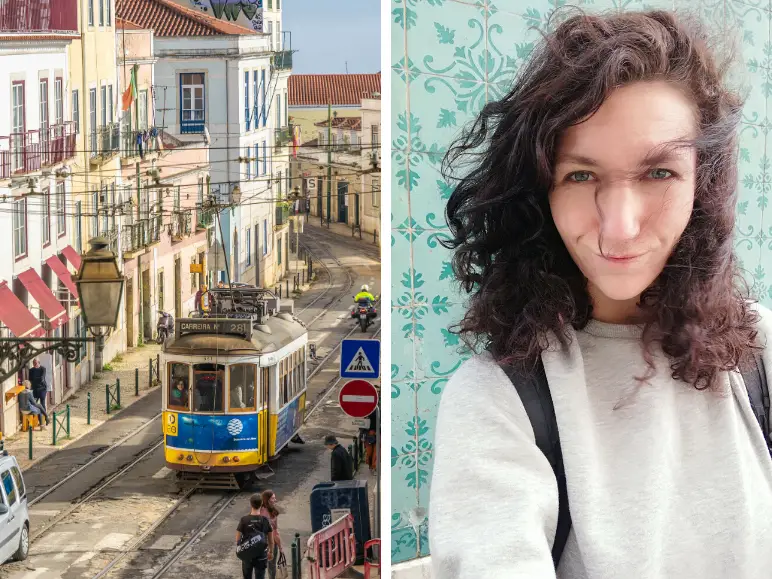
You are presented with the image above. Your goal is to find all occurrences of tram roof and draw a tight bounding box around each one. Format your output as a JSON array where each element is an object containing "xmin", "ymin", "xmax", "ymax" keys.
[{"xmin": 162, "ymin": 314, "xmax": 306, "ymax": 357}]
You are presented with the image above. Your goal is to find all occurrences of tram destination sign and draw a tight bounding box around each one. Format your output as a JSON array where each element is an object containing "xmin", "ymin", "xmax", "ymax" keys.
[{"xmin": 176, "ymin": 318, "xmax": 252, "ymax": 340}]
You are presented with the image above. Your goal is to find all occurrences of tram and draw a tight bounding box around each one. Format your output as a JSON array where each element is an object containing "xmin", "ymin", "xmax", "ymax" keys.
[{"xmin": 160, "ymin": 287, "xmax": 308, "ymax": 489}]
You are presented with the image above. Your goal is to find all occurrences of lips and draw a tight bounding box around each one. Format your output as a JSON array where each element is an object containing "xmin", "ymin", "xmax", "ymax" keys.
[{"xmin": 602, "ymin": 253, "xmax": 644, "ymax": 263}]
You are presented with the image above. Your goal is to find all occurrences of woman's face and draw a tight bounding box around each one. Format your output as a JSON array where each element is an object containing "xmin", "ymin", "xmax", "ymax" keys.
[{"xmin": 549, "ymin": 80, "xmax": 698, "ymax": 322}]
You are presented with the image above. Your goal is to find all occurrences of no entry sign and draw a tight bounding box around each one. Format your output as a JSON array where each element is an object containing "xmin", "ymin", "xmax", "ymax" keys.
[{"xmin": 338, "ymin": 380, "xmax": 379, "ymax": 418}]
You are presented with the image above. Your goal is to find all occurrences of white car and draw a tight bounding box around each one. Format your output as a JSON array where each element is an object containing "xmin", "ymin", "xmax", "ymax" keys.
[{"xmin": 0, "ymin": 453, "xmax": 28, "ymax": 564}]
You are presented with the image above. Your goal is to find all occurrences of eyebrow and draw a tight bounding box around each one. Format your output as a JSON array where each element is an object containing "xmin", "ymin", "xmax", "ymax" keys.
[{"xmin": 557, "ymin": 145, "xmax": 693, "ymax": 170}]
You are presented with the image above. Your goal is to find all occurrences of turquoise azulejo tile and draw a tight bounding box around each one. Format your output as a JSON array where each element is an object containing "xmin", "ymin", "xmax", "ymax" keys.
[
  {"xmin": 391, "ymin": 524, "xmax": 419, "ymax": 564},
  {"xmin": 392, "ymin": 384, "xmax": 420, "ymax": 454}
]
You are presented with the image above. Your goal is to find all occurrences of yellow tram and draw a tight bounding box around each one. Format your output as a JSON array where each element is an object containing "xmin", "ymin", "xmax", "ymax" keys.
[{"xmin": 161, "ymin": 288, "xmax": 307, "ymax": 488}]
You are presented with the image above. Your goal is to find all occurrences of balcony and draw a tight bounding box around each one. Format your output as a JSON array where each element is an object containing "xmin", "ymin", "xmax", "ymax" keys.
[
  {"xmin": 0, "ymin": 0, "xmax": 78, "ymax": 33},
  {"xmin": 121, "ymin": 127, "xmax": 160, "ymax": 160},
  {"xmin": 2, "ymin": 131, "xmax": 42, "ymax": 175},
  {"xmin": 196, "ymin": 207, "xmax": 215, "ymax": 230},
  {"xmin": 271, "ymin": 50, "xmax": 293, "ymax": 71},
  {"xmin": 42, "ymin": 123, "xmax": 76, "ymax": 167},
  {"xmin": 274, "ymin": 124, "xmax": 293, "ymax": 151},
  {"xmin": 121, "ymin": 217, "xmax": 162, "ymax": 256},
  {"xmin": 171, "ymin": 211, "xmax": 192, "ymax": 241},
  {"xmin": 274, "ymin": 202, "xmax": 290, "ymax": 230},
  {"xmin": 90, "ymin": 123, "xmax": 120, "ymax": 164}
]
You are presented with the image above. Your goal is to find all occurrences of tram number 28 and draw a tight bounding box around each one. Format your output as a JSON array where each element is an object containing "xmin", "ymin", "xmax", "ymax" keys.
[{"xmin": 164, "ymin": 412, "xmax": 179, "ymax": 436}]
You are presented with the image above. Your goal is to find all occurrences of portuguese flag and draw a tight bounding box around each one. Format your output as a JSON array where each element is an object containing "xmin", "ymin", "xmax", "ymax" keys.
[{"xmin": 122, "ymin": 64, "xmax": 138, "ymax": 111}]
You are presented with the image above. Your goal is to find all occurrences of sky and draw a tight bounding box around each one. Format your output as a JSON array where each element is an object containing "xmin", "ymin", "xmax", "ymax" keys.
[{"xmin": 281, "ymin": 0, "xmax": 381, "ymax": 74}]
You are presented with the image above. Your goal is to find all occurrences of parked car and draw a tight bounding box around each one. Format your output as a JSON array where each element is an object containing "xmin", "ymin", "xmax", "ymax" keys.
[{"xmin": 0, "ymin": 452, "xmax": 28, "ymax": 564}]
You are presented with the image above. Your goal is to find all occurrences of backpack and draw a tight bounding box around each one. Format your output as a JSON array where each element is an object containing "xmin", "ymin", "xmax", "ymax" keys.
[
  {"xmin": 498, "ymin": 354, "xmax": 771, "ymax": 568},
  {"xmin": 236, "ymin": 518, "xmax": 269, "ymax": 562}
]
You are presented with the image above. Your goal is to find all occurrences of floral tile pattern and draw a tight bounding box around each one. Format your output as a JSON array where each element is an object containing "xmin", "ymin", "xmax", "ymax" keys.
[{"xmin": 391, "ymin": 0, "xmax": 772, "ymax": 564}]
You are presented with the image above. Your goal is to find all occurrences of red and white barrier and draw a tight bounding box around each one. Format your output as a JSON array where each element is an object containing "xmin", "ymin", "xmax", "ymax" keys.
[
  {"xmin": 307, "ymin": 513, "xmax": 357, "ymax": 579},
  {"xmin": 364, "ymin": 539, "xmax": 381, "ymax": 579}
]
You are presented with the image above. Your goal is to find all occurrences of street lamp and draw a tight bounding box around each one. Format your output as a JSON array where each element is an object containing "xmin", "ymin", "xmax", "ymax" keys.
[
  {"xmin": 73, "ymin": 236, "xmax": 125, "ymax": 372},
  {"xmin": 0, "ymin": 237, "xmax": 123, "ymax": 383}
]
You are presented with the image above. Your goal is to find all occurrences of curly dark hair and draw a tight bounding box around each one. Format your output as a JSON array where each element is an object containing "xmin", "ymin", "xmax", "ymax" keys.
[{"xmin": 441, "ymin": 9, "xmax": 759, "ymax": 389}]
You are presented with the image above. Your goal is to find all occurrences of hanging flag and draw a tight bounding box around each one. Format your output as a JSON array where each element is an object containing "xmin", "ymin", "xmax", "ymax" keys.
[
  {"xmin": 122, "ymin": 64, "xmax": 138, "ymax": 111},
  {"xmin": 292, "ymin": 125, "xmax": 300, "ymax": 158}
]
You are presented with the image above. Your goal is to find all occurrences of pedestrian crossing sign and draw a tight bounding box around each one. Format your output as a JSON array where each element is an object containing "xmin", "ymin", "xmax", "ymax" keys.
[{"xmin": 340, "ymin": 339, "xmax": 380, "ymax": 379}]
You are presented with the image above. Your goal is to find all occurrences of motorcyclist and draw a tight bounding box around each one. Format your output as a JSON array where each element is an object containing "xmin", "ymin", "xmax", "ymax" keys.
[{"xmin": 354, "ymin": 285, "xmax": 377, "ymax": 304}]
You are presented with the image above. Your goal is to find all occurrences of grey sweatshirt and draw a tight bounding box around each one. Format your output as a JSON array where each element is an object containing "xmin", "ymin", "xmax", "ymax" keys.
[{"xmin": 429, "ymin": 304, "xmax": 772, "ymax": 578}]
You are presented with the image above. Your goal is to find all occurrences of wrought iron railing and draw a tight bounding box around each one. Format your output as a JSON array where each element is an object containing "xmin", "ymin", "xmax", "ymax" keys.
[
  {"xmin": 271, "ymin": 50, "xmax": 293, "ymax": 71},
  {"xmin": 122, "ymin": 217, "xmax": 162, "ymax": 253},
  {"xmin": 275, "ymin": 203, "xmax": 290, "ymax": 229},
  {"xmin": 8, "ymin": 130, "xmax": 41, "ymax": 174},
  {"xmin": 274, "ymin": 125, "xmax": 293, "ymax": 151},
  {"xmin": 171, "ymin": 211, "xmax": 192, "ymax": 240},
  {"xmin": 196, "ymin": 207, "xmax": 215, "ymax": 229},
  {"xmin": 42, "ymin": 122, "xmax": 76, "ymax": 166},
  {"xmin": 91, "ymin": 123, "xmax": 120, "ymax": 159}
]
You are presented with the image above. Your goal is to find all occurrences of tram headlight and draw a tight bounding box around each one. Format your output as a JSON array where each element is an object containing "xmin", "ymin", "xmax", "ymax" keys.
[
  {"xmin": 232, "ymin": 456, "xmax": 240, "ymax": 463},
  {"xmin": 186, "ymin": 454, "xmax": 193, "ymax": 461},
  {"xmin": 222, "ymin": 456, "xmax": 230, "ymax": 463},
  {"xmin": 177, "ymin": 453, "xmax": 184, "ymax": 460}
]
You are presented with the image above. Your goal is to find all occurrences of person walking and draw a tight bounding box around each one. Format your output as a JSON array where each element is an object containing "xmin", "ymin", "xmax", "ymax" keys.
[
  {"xmin": 363, "ymin": 409, "xmax": 377, "ymax": 475},
  {"xmin": 18, "ymin": 381, "xmax": 48, "ymax": 430},
  {"xmin": 236, "ymin": 494, "xmax": 274, "ymax": 579},
  {"xmin": 324, "ymin": 435, "xmax": 353, "ymax": 481},
  {"xmin": 259, "ymin": 490, "xmax": 282, "ymax": 579},
  {"xmin": 429, "ymin": 10, "xmax": 772, "ymax": 579},
  {"xmin": 28, "ymin": 359, "xmax": 48, "ymax": 414}
]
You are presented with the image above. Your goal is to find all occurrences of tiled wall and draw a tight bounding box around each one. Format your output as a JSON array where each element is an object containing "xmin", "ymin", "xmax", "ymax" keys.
[{"xmin": 390, "ymin": 0, "xmax": 772, "ymax": 565}]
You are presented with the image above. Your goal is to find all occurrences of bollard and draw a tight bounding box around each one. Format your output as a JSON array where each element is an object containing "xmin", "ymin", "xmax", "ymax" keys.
[
  {"xmin": 353, "ymin": 435, "xmax": 359, "ymax": 468},
  {"xmin": 292, "ymin": 533, "xmax": 301, "ymax": 579},
  {"xmin": 149, "ymin": 359, "xmax": 153, "ymax": 390},
  {"xmin": 286, "ymin": 279, "xmax": 289, "ymax": 296},
  {"xmin": 87, "ymin": 392, "xmax": 91, "ymax": 425},
  {"xmin": 106, "ymin": 384, "xmax": 111, "ymax": 415},
  {"xmin": 28, "ymin": 427, "xmax": 32, "ymax": 460},
  {"xmin": 52, "ymin": 411, "xmax": 58, "ymax": 445},
  {"xmin": 66, "ymin": 404, "xmax": 70, "ymax": 438},
  {"xmin": 302, "ymin": 269, "xmax": 305, "ymax": 285},
  {"xmin": 135, "ymin": 367, "xmax": 139, "ymax": 396},
  {"xmin": 116, "ymin": 379, "xmax": 121, "ymax": 408},
  {"xmin": 156, "ymin": 354, "xmax": 160, "ymax": 382}
]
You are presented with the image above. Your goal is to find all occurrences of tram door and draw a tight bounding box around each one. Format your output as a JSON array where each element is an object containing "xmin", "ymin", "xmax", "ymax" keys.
[{"xmin": 258, "ymin": 366, "xmax": 270, "ymax": 462}]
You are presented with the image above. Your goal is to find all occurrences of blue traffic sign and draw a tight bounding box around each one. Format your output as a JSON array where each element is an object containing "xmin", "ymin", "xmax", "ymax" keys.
[{"xmin": 340, "ymin": 339, "xmax": 381, "ymax": 379}]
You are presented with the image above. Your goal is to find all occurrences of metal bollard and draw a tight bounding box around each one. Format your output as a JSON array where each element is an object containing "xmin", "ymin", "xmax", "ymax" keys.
[
  {"xmin": 149, "ymin": 359, "xmax": 153, "ymax": 390},
  {"xmin": 292, "ymin": 533, "xmax": 301, "ymax": 579},
  {"xmin": 28, "ymin": 427, "xmax": 32, "ymax": 460},
  {"xmin": 116, "ymin": 379, "xmax": 121, "ymax": 408},
  {"xmin": 353, "ymin": 435, "xmax": 359, "ymax": 467},
  {"xmin": 66, "ymin": 404, "xmax": 70, "ymax": 438},
  {"xmin": 87, "ymin": 392, "xmax": 91, "ymax": 425},
  {"xmin": 156, "ymin": 354, "xmax": 160, "ymax": 382},
  {"xmin": 286, "ymin": 279, "xmax": 289, "ymax": 296},
  {"xmin": 135, "ymin": 367, "xmax": 139, "ymax": 396},
  {"xmin": 52, "ymin": 411, "xmax": 58, "ymax": 445},
  {"xmin": 106, "ymin": 384, "xmax": 111, "ymax": 415}
]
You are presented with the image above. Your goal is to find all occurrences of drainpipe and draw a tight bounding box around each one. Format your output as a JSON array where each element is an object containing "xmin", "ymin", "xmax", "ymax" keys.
[{"xmin": 224, "ymin": 57, "xmax": 232, "ymax": 282}]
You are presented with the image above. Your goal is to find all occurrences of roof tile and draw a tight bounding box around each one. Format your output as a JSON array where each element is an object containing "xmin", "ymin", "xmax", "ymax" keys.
[
  {"xmin": 289, "ymin": 74, "xmax": 381, "ymax": 107},
  {"xmin": 116, "ymin": 0, "xmax": 256, "ymax": 37}
]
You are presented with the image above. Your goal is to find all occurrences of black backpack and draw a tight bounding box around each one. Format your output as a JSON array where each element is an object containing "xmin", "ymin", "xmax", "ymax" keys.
[
  {"xmin": 235, "ymin": 517, "xmax": 269, "ymax": 562},
  {"xmin": 498, "ymin": 354, "xmax": 771, "ymax": 568}
]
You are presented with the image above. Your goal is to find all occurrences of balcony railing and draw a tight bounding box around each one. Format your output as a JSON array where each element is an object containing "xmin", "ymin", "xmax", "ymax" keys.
[
  {"xmin": 271, "ymin": 50, "xmax": 293, "ymax": 71},
  {"xmin": 122, "ymin": 217, "xmax": 162, "ymax": 254},
  {"xmin": 7, "ymin": 130, "xmax": 42, "ymax": 174},
  {"xmin": 90, "ymin": 123, "xmax": 120, "ymax": 160},
  {"xmin": 196, "ymin": 207, "xmax": 215, "ymax": 229},
  {"xmin": 274, "ymin": 125, "xmax": 293, "ymax": 151},
  {"xmin": 42, "ymin": 122, "xmax": 76, "ymax": 166},
  {"xmin": 171, "ymin": 211, "xmax": 192, "ymax": 241},
  {"xmin": 274, "ymin": 203, "xmax": 290, "ymax": 229},
  {"xmin": 0, "ymin": 0, "xmax": 79, "ymax": 33},
  {"xmin": 121, "ymin": 127, "xmax": 160, "ymax": 159}
]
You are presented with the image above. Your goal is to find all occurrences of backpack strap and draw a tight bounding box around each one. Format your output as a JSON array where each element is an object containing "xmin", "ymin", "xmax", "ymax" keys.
[
  {"xmin": 740, "ymin": 353, "xmax": 772, "ymax": 458},
  {"xmin": 498, "ymin": 359, "xmax": 571, "ymax": 568}
]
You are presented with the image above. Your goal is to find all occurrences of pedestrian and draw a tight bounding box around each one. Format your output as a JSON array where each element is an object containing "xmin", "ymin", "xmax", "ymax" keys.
[
  {"xmin": 218, "ymin": 280, "xmax": 226, "ymax": 289},
  {"xmin": 324, "ymin": 435, "xmax": 353, "ymax": 481},
  {"xmin": 236, "ymin": 493, "xmax": 274, "ymax": 579},
  {"xmin": 28, "ymin": 359, "xmax": 48, "ymax": 414},
  {"xmin": 259, "ymin": 490, "xmax": 283, "ymax": 579},
  {"xmin": 18, "ymin": 380, "xmax": 48, "ymax": 430},
  {"xmin": 429, "ymin": 10, "xmax": 772, "ymax": 579},
  {"xmin": 363, "ymin": 409, "xmax": 377, "ymax": 475},
  {"xmin": 194, "ymin": 284, "xmax": 205, "ymax": 314}
]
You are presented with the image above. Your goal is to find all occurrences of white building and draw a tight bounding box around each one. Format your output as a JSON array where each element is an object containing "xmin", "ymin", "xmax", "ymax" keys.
[
  {"xmin": 118, "ymin": 0, "xmax": 292, "ymax": 289},
  {"xmin": 0, "ymin": 1, "xmax": 82, "ymax": 436}
]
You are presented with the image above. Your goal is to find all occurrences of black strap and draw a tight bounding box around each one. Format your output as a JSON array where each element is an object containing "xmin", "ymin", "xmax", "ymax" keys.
[
  {"xmin": 498, "ymin": 360, "xmax": 571, "ymax": 567},
  {"xmin": 740, "ymin": 353, "xmax": 772, "ymax": 458}
]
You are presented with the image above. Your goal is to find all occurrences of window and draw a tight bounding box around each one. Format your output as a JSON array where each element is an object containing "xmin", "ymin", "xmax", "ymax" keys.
[
  {"xmin": 229, "ymin": 364, "xmax": 256, "ymax": 411},
  {"xmin": 108, "ymin": 84, "xmax": 113, "ymax": 124},
  {"xmin": 276, "ymin": 0, "xmax": 280, "ymax": 8},
  {"xmin": 278, "ymin": 237, "xmax": 282, "ymax": 266},
  {"xmin": 42, "ymin": 187, "xmax": 50, "ymax": 246},
  {"xmin": 260, "ymin": 367, "xmax": 269, "ymax": 408},
  {"xmin": 106, "ymin": 0, "xmax": 112, "ymax": 25},
  {"xmin": 261, "ymin": 70, "xmax": 266, "ymax": 126},
  {"xmin": 157, "ymin": 270, "xmax": 164, "ymax": 310},
  {"xmin": 246, "ymin": 146, "xmax": 251, "ymax": 180},
  {"xmin": 88, "ymin": 0, "xmax": 94, "ymax": 26},
  {"xmin": 101, "ymin": 184, "xmax": 109, "ymax": 233},
  {"xmin": 12, "ymin": 82, "xmax": 24, "ymax": 171},
  {"xmin": 252, "ymin": 70, "xmax": 258, "ymax": 129},
  {"xmin": 277, "ymin": 22, "xmax": 282, "ymax": 50},
  {"xmin": 99, "ymin": 0, "xmax": 104, "ymax": 25},
  {"xmin": 72, "ymin": 90, "xmax": 79, "ymax": 133},
  {"xmin": 1, "ymin": 470, "xmax": 16, "ymax": 506},
  {"xmin": 253, "ymin": 144, "xmax": 258, "ymax": 176},
  {"xmin": 267, "ymin": 21, "xmax": 273, "ymax": 51},
  {"xmin": 9, "ymin": 467, "xmax": 24, "ymax": 501},
  {"xmin": 138, "ymin": 89, "xmax": 148, "ymax": 129},
  {"xmin": 278, "ymin": 170, "xmax": 282, "ymax": 195},
  {"xmin": 13, "ymin": 198, "xmax": 27, "ymax": 259},
  {"xmin": 372, "ymin": 176, "xmax": 380, "ymax": 207},
  {"xmin": 284, "ymin": 90, "xmax": 287, "ymax": 128},
  {"xmin": 168, "ymin": 363, "xmax": 190, "ymax": 411},
  {"xmin": 268, "ymin": 0, "xmax": 272, "ymax": 9},
  {"xmin": 100, "ymin": 85, "xmax": 107, "ymax": 127},
  {"xmin": 263, "ymin": 220, "xmax": 268, "ymax": 255},
  {"xmin": 39, "ymin": 79, "xmax": 49, "ymax": 138},
  {"xmin": 276, "ymin": 94, "xmax": 281, "ymax": 128},
  {"xmin": 75, "ymin": 201, "xmax": 82, "ymax": 253},
  {"xmin": 371, "ymin": 124, "xmax": 380, "ymax": 148},
  {"xmin": 56, "ymin": 181, "xmax": 66, "ymax": 236},
  {"xmin": 244, "ymin": 71, "xmax": 250, "ymax": 130},
  {"xmin": 180, "ymin": 73, "xmax": 205, "ymax": 133},
  {"xmin": 192, "ymin": 363, "xmax": 224, "ymax": 412},
  {"xmin": 55, "ymin": 78, "xmax": 63, "ymax": 124},
  {"xmin": 89, "ymin": 88, "xmax": 97, "ymax": 152},
  {"xmin": 246, "ymin": 227, "xmax": 252, "ymax": 266},
  {"xmin": 262, "ymin": 141, "xmax": 267, "ymax": 174},
  {"xmin": 91, "ymin": 190, "xmax": 98, "ymax": 237}
]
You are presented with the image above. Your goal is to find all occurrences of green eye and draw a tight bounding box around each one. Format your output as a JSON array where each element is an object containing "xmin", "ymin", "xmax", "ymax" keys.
[
  {"xmin": 567, "ymin": 171, "xmax": 593, "ymax": 182},
  {"xmin": 648, "ymin": 168, "xmax": 673, "ymax": 179}
]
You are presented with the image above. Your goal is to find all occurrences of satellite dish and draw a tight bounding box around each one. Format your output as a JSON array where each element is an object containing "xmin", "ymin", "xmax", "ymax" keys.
[{"xmin": 203, "ymin": 126, "xmax": 211, "ymax": 145}]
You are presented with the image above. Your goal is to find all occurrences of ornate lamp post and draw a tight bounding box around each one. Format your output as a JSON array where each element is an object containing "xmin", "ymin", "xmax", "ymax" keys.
[
  {"xmin": 0, "ymin": 237, "xmax": 123, "ymax": 382},
  {"xmin": 73, "ymin": 236, "xmax": 125, "ymax": 373}
]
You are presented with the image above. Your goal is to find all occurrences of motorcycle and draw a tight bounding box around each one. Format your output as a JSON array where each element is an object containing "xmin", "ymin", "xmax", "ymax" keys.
[
  {"xmin": 156, "ymin": 310, "xmax": 174, "ymax": 343},
  {"xmin": 351, "ymin": 299, "xmax": 377, "ymax": 333}
]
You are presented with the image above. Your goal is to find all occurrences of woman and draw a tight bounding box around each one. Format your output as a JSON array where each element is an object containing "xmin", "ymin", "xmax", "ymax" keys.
[
  {"xmin": 259, "ymin": 490, "xmax": 282, "ymax": 579},
  {"xmin": 170, "ymin": 380, "xmax": 188, "ymax": 409},
  {"xmin": 430, "ymin": 10, "xmax": 772, "ymax": 579}
]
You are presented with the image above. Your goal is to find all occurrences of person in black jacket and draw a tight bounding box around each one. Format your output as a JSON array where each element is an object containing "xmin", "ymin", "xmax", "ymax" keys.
[
  {"xmin": 325, "ymin": 435, "xmax": 353, "ymax": 481},
  {"xmin": 28, "ymin": 359, "xmax": 48, "ymax": 413}
]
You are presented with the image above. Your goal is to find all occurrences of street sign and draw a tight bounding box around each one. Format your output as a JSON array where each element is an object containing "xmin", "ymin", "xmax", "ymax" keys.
[
  {"xmin": 351, "ymin": 418, "xmax": 370, "ymax": 429},
  {"xmin": 189, "ymin": 263, "xmax": 203, "ymax": 274},
  {"xmin": 338, "ymin": 380, "xmax": 379, "ymax": 418},
  {"xmin": 340, "ymin": 339, "xmax": 380, "ymax": 379}
]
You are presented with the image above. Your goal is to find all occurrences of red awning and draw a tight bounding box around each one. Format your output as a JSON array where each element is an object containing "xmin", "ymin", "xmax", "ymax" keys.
[
  {"xmin": 61, "ymin": 245, "xmax": 82, "ymax": 271},
  {"xmin": 17, "ymin": 268, "xmax": 68, "ymax": 330},
  {"xmin": 45, "ymin": 255, "xmax": 78, "ymax": 299},
  {"xmin": 0, "ymin": 282, "xmax": 44, "ymax": 338}
]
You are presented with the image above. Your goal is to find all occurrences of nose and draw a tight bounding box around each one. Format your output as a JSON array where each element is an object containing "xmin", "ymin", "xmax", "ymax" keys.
[{"xmin": 596, "ymin": 181, "xmax": 642, "ymax": 246}]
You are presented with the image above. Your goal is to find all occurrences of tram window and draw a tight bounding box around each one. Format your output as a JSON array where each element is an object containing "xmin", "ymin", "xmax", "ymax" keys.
[
  {"xmin": 229, "ymin": 364, "xmax": 256, "ymax": 411},
  {"xmin": 192, "ymin": 364, "xmax": 225, "ymax": 412},
  {"xmin": 260, "ymin": 367, "xmax": 270, "ymax": 409},
  {"xmin": 168, "ymin": 363, "xmax": 190, "ymax": 410}
]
